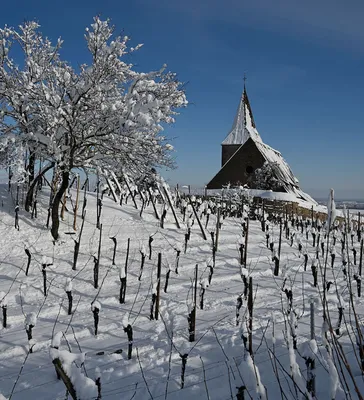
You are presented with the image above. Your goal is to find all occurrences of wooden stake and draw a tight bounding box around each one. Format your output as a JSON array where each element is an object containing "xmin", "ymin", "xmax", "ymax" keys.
[
  {"xmin": 278, "ymin": 219, "xmax": 283, "ymax": 260},
  {"xmin": 189, "ymin": 264, "xmax": 198, "ymax": 342},
  {"xmin": 163, "ymin": 186, "xmax": 181, "ymax": 229},
  {"xmin": 73, "ymin": 211, "xmax": 86, "ymax": 270},
  {"xmin": 73, "ymin": 175, "xmax": 80, "ymax": 231},
  {"xmin": 52, "ymin": 358, "xmax": 77, "ymax": 400},
  {"xmin": 147, "ymin": 187, "xmax": 160, "ymax": 220},
  {"xmin": 125, "ymin": 238, "xmax": 130, "ymax": 282},
  {"xmin": 189, "ymin": 196, "xmax": 207, "ymax": 240},
  {"xmin": 306, "ymin": 300, "xmax": 316, "ymax": 396},
  {"xmin": 359, "ymin": 239, "xmax": 363, "ymax": 297},
  {"xmin": 248, "ymin": 277, "xmax": 253, "ymax": 356},
  {"xmin": 105, "ymin": 176, "xmax": 119, "ymax": 203},
  {"xmin": 124, "ymin": 174, "xmax": 138, "ymax": 209},
  {"xmin": 93, "ymin": 224, "xmax": 102, "ymax": 289},
  {"xmin": 215, "ymin": 207, "xmax": 221, "ymax": 251},
  {"xmin": 243, "ymin": 218, "xmax": 249, "ymax": 268},
  {"xmin": 155, "ymin": 253, "xmax": 162, "ymax": 320}
]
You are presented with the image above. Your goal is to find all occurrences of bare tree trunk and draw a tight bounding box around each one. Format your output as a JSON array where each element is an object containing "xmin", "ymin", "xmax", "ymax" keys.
[
  {"xmin": 51, "ymin": 170, "xmax": 70, "ymax": 240},
  {"xmin": 25, "ymin": 162, "xmax": 54, "ymax": 212},
  {"xmin": 27, "ymin": 151, "xmax": 36, "ymax": 187}
]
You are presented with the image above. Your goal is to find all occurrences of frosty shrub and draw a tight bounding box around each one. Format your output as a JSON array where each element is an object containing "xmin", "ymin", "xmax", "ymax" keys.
[{"xmin": 247, "ymin": 161, "xmax": 282, "ymax": 191}]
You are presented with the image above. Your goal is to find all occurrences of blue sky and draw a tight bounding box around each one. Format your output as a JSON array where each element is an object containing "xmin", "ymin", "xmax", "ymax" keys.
[{"xmin": 1, "ymin": 0, "xmax": 364, "ymax": 199}]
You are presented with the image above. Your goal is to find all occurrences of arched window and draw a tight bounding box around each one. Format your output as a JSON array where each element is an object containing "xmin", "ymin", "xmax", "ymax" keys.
[{"xmin": 246, "ymin": 165, "xmax": 254, "ymax": 174}]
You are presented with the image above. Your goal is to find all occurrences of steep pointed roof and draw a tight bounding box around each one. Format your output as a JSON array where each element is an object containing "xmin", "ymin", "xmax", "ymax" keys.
[
  {"xmin": 222, "ymin": 86, "xmax": 262, "ymax": 145},
  {"xmin": 210, "ymin": 84, "xmax": 317, "ymax": 204}
]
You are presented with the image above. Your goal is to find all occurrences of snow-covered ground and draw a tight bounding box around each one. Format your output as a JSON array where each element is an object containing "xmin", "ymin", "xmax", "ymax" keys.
[{"xmin": 0, "ymin": 184, "xmax": 363, "ymax": 399}]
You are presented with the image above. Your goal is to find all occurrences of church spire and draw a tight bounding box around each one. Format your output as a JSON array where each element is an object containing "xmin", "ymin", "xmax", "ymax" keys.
[
  {"xmin": 221, "ymin": 79, "xmax": 259, "ymax": 145},
  {"xmin": 243, "ymin": 79, "xmax": 256, "ymax": 129}
]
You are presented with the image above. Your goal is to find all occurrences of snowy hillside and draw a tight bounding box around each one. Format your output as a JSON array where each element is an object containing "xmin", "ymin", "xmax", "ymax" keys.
[{"xmin": 0, "ymin": 184, "xmax": 363, "ymax": 399}]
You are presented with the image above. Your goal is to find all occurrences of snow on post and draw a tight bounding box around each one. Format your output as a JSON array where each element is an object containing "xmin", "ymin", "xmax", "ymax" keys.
[
  {"xmin": 25, "ymin": 312, "xmax": 37, "ymax": 352},
  {"xmin": 326, "ymin": 189, "xmax": 337, "ymax": 230},
  {"xmin": 0, "ymin": 291, "xmax": 7, "ymax": 328},
  {"xmin": 122, "ymin": 314, "xmax": 133, "ymax": 360},
  {"xmin": 91, "ymin": 301, "xmax": 101, "ymax": 336},
  {"xmin": 65, "ymin": 278, "xmax": 73, "ymax": 315},
  {"xmin": 50, "ymin": 347, "xmax": 97, "ymax": 399},
  {"xmin": 199, "ymin": 278, "xmax": 209, "ymax": 310}
]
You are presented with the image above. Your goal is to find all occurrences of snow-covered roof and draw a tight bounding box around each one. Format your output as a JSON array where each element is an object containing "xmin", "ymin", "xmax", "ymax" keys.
[
  {"xmin": 222, "ymin": 88, "xmax": 262, "ymax": 145},
  {"xmin": 255, "ymin": 141, "xmax": 298, "ymax": 187}
]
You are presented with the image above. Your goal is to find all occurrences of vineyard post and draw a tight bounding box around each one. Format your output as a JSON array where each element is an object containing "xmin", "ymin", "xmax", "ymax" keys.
[
  {"xmin": 124, "ymin": 174, "xmax": 138, "ymax": 209},
  {"xmin": 306, "ymin": 300, "xmax": 316, "ymax": 396},
  {"xmin": 274, "ymin": 219, "xmax": 282, "ymax": 276},
  {"xmin": 125, "ymin": 237, "xmax": 130, "ymax": 285},
  {"xmin": 358, "ymin": 212, "xmax": 361, "ymax": 242},
  {"xmin": 73, "ymin": 211, "xmax": 86, "ymax": 270},
  {"xmin": 175, "ymin": 183, "xmax": 181, "ymax": 208},
  {"xmin": 149, "ymin": 236, "xmax": 153, "ymax": 260},
  {"xmin": 155, "ymin": 253, "xmax": 162, "ymax": 320},
  {"xmin": 2, "ymin": 304, "xmax": 7, "ymax": 328},
  {"xmin": 105, "ymin": 176, "xmax": 118, "ymax": 203},
  {"xmin": 110, "ymin": 236, "xmax": 117, "ymax": 266},
  {"xmin": 243, "ymin": 218, "xmax": 249, "ymax": 269},
  {"xmin": 93, "ymin": 224, "xmax": 102, "ymax": 289},
  {"xmin": 73, "ymin": 174, "xmax": 80, "ymax": 231},
  {"xmin": 359, "ymin": 239, "xmax": 363, "ymax": 297},
  {"xmin": 8, "ymin": 167, "xmax": 11, "ymax": 192},
  {"xmin": 215, "ymin": 207, "xmax": 221, "ymax": 251},
  {"xmin": 42, "ymin": 264, "xmax": 47, "ymax": 296},
  {"xmin": 66, "ymin": 289, "xmax": 73, "ymax": 315},
  {"xmin": 248, "ymin": 277, "xmax": 253, "ymax": 356},
  {"xmin": 189, "ymin": 264, "xmax": 198, "ymax": 342},
  {"xmin": 25, "ymin": 248, "xmax": 31, "ymax": 276},
  {"xmin": 147, "ymin": 187, "xmax": 160, "ymax": 220},
  {"xmin": 96, "ymin": 178, "xmax": 100, "ymax": 229},
  {"xmin": 52, "ymin": 358, "xmax": 77, "ymax": 400},
  {"xmin": 278, "ymin": 219, "xmax": 282, "ymax": 259},
  {"xmin": 163, "ymin": 186, "xmax": 181, "ymax": 229},
  {"xmin": 189, "ymin": 196, "xmax": 207, "ymax": 240},
  {"xmin": 81, "ymin": 178, "xmax": 88, "ymax": 218},
  {"xmin": 97, "ymin": 223, "xmax": 102, "ymax": 269}
]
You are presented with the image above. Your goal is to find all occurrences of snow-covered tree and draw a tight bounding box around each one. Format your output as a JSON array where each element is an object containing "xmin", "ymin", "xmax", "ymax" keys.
[
  {"xmin": 247, "ymin": 161, "xmax": 282, "ymax": 191},
  {"xmin": 0, "ymin": 17, "xmax": 188, "ymax": 239}
]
